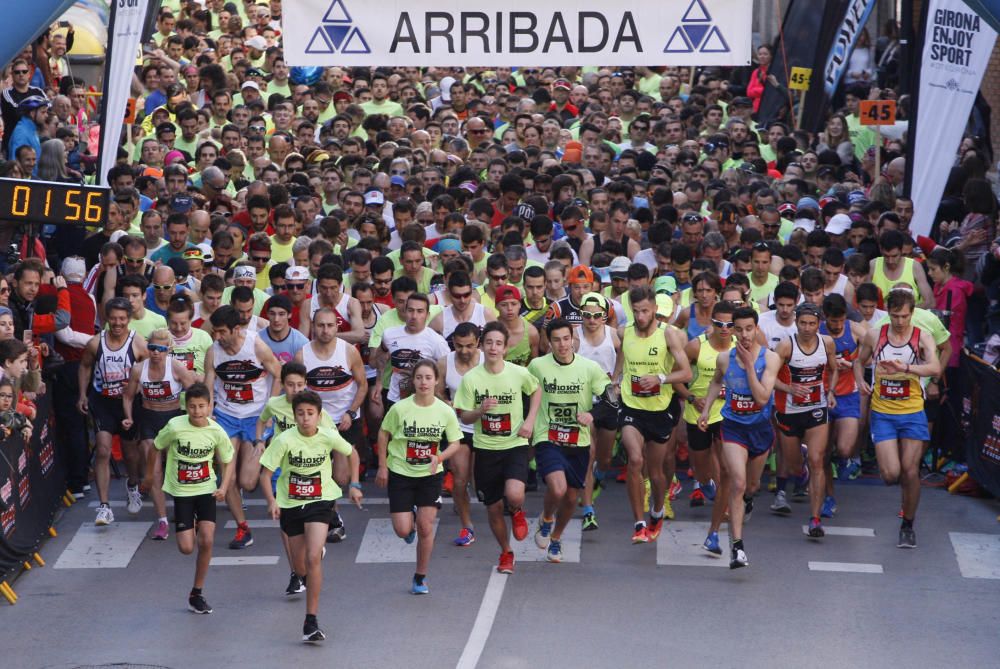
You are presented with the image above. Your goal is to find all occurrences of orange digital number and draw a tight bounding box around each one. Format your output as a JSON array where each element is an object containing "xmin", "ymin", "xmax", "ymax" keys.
[
  {"xmin": 85, "ymin": 191, "xmax": 102, "ymax": 222},
  {"xmin": 64, "ymin": 189, "xmax": 81, "ymax": 219},
  {"xmin": 11, "ymin": 185, "xmax": 29, "ymax": 216}
]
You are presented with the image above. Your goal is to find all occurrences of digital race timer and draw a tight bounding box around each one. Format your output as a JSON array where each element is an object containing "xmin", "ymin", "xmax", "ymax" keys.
[{"xmin": 0, "ymin": 178, "xmax": 109, "ymax": 226}]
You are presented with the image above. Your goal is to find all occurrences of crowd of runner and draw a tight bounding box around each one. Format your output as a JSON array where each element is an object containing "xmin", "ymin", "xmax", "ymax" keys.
[{"xmin": 0, "ymin": 0, "xmax": 993, "ymax": 644}]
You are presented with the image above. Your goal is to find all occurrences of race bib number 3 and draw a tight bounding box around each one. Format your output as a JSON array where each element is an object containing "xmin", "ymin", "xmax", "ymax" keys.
[
  {"xmin": 288, "ymin": 473, "xmax": 322, "ymax": 500},
  {"xmin": 792, "ymin": 383, "xmax": 822, "ymax": 406},
  {"xmin": 405, "ymin": 441, "xmax": 435, "ymax": 465},
  {"xmin": 223, "ymin": 382, "xmax": 253, "ymax": 404},
  {"xmin": 630, "ymin": 375, "xmax": 660, "ymax": 398},
  {"xmin": 878, "ymin": 378, "xmax": 909, "ymax": 400},
  {"xmin": 730, "ymin": 391, "xmax": 761, "ymax": 414},
  {"xmin": 177, "ymin": 461, "xmax": 210, "ymax": 484},
  {"xmin": 481, "ymin": 413, "xmax": 512, "ymax": 437}
]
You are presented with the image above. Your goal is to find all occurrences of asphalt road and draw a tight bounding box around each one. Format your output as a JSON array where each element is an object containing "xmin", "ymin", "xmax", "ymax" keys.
[{"xmin": 5, "ymin": 474, "xmax": 999, "ymax": 669}]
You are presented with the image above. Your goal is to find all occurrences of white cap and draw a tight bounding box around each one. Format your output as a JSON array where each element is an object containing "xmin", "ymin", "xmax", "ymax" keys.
[
  {"xmin": 241, "ymin": 80, "xmax": 260, "ymax": 91},
  {"xmin": 110, "ymin": 229, "xmax": 129, "ymax": 244},
  {"xmin": 233, "ymin": 265, "xmax": 256, "ymax": 280},
  {"xmin": 60, "ymin": 257, "xmax": 86, "ymax": 283},
  {"xmin": 197, "ymin": 242, "xmax": 214, "ymax": 263},
  {"xmin": 245, "ymin": 36, "xmax": 268, "ymax": 51},
  {"xmin": 825, "ymin": 213, "xmax": 852, "ymax": 235},
  {"xmin": 440, "ymin": 76, "xmax": 456, "ymax": 102},
  {"xmin": 792, "ymin": 218, "xmax": 816, "ymax": 233},
  {"xmin": 285, "ymin": 265, "xmax": 310, "ymax": 281}
]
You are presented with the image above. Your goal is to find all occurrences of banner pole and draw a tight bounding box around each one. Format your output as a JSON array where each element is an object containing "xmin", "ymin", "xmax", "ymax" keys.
[
  {"xmin": 875, "ymin": 125, "xmax": 882, "ymax": 181},
  {"xmin": 796, "ymin": 90, "xmax": 805, "ymax": 130},
  {"xmin": 94, "ymin": 0, "xmax": 119, "ymax": 186}
]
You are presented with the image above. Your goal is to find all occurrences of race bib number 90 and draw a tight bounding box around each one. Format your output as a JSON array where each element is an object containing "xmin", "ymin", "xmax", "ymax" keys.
[{"xmin": 548, "ymin": 402, "xmax": 580, "ymax": 444}]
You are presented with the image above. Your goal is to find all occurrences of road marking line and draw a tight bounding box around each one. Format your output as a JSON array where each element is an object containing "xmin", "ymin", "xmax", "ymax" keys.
[
  {"xmin": 209, "ymin": 556, "xmax": 280, "ymax": 566},
  {"xmin": 808, "ymin": 561, "xmax": 883, "ymax": 574},
  {"xmin": 655, "ymin": 521, "xmax": 729, "ymax": 567},
  {"xmin": 456, "ymin": 569, "xmax": 507, "ymax": 669},
  {"xmin": 512, "ymin": 517, "xmax": 582, "ymax": 563},
  {"xmin": 355, "ymin": 518, "xmax": 439, "ymax": 563},
  {"xmin": 54, "ymin": 522, "xmax": 149, "ymax": 569},
  {"xmin": 949, "ymin": 532, "xmax": 1000, "ymax": 579},
  {"xmin": 88, "ymin": 499, "xmax": 268, "ymax": 508},
  {"xmin": 800, "ymin": 525, "xmax": 876, "ymax": 537},
  {"xmin": 224, "ymin": 520, "xmax": 280, "ymax": 529}
]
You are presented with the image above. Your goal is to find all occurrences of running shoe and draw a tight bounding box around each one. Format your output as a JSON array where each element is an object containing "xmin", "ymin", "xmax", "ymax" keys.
[
  {"xmin": 662, "ymin": 496, "xmax": 675, "ymax": 520},
  {"xmin": 792, "ymin": 481, "xmax": 808, "ymax": 500},
  {"xmin": 897, "ymin": 508, "xmax": 904, "ymax": 519},
  {"xmin": 404, "ymin": 527, "xmax": 416, "ymax": 544},
  {"xmin": 807, "ymin": 517, "xmax": 825, "ymax": 538},
  {"xmin": 228, "ymin": 524, "xmax": 253, "ymax": 549},
  {"xmin": 442, "ymin": 471, "xmax": 454, "ymax": 497},
  {"xmin": 497, "ymin": 551, "xmax": 515, "ymax": 574},
  {"xmin": 689, "ymin": 488, "xmax": 706, "ymax": 507},
  {"xmin": 647, "ymin": 516, "xmax": 664, "ymax": 541},
  {"xmin": 703, "ymin": 531, "xmax": 722, "ymax": 556},
  {"xmin": 703, "ymin": 479, "xmax": 717, "ymax": 502},
  {"xmin": 847, "ymin": 457, "xmax": 862, "ymax": 480},
  {"xmin": 95, "ymin": 504, "xmax": 114, "ymax": 526},
  {"xmin": 770, "ymin": 490, "xmax": 791, "ymax": 515},
  {"xmin": 285, "ymin": 572, "xmax": 305, "ymax": 596},
  {"xmin": 150, "ymin": 519, "xmax": 169, "ymax": 541},
  {"xmin": 743, "ymin": 496, "xmax": 754, "ymax": 523},
  {"xmin": 898, "ymin": 525, "xmax": 916, "ymax": 549},
  {"xmin": 730, "ymin": 545, "xmax": 749, "ymax": 569},
  {"xmin": 821, "ymin": 496, "xmax": 837, "ymax": 518},
  {"xmin": 188, "ymin": 593, "xmax": 213, "ymax": 614},
  {"xmin": 582, "ymin": 512, "xmax": 599, "ymax": 532},
  {"xmin": 303, "ymin": 619, "xmax": 326, "ymax": 643},
  {"xmin": 411, "ymin": 577, "xmax": 429, "ymax": 595},
  {"xmin": 454, "ymin": 527, "xmax": 476, "ymax": 546},
  {"xmin": 327, "ymin": 511, "xmax": 346, "ymax": 543},
  {"xmin": 643, "ymin": 478, "xmax": 651, "ymax": 513},
  {"xmin": 126, "ymin": 482, "xmax": 142, "ymax": 515},
  {"xmin": 546, "ymin": 539, "xmax": 563, "ymax": 563},
  {"xmin": 534, "ymin": 516, "xmax": 554, "ymax": 549},
  {"xmin": 668, "ymin": 476, "xmax": 683, "ymax": 501},
  {"xmin": 511, "ymin": 509, "xmax": 528, "ymax": 541},
  {"xmin": 631, "ymin": 522, "xmax": 650, "ymax": 544}
]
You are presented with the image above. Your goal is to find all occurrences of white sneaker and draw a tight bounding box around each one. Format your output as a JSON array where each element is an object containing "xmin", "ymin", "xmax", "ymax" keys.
[
  {"xmin": 95, "ymin": 504, "xmax": 114, "ymax": 526},
  {"xmin": 126, "ymin": 483, "xmax": 143, "ymax": 515}
]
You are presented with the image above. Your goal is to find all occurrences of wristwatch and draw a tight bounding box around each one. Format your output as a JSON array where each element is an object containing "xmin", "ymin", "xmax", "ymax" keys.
[
  {"xmin": 348, "ymin": 482, "xmax": 362, "ymax": 490},
  {"xmin": 657, "ymin": 373, "xmax": 668, "ymax": 384}
]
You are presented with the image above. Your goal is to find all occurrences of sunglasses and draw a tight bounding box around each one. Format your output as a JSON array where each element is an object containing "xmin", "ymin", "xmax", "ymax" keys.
[
  {"xmin": 148, "ymin": 344, "xmax": 170, "ymax": 352},
  {"xmin": 125, "ymin": 256, "xmax": 145, "ymax": 264},
  {"xmin": 153, "ymin": 283, "xmax": 175, "ymax": 290},
  {"xmin": 582, "ymin": 311, "xmax": 606, "ymax": 320},
  {"xmin": 488, "ymin": 273, "xmax": 508, "ymax": 281},
  {"xmin": 681, "ymin": 160, "xmax": 696, "ymax": 167},
  {"xmin": 0, "ymin": 287, "xmax": 8, "ymax": 294},
  {"xmin": 711, "ymin": 319, "xmax": 735, "ymax": 329},
  {"xmin": 251, "ymin": 255, "xmax": 271, "ymax": 262},
  {"xmin": 13, "ymin": 70, "xmax": 28, "ymax": 75},
  {"xmin": 450, "ymin": 291, "xmax": 472, "ymax": 299},
  {"xmin": 286, "ymin": 282, "xmax": 305, "ymax": 290},
  {"xmin": 390, "ymin": 169, "xmax": 408, "ymax": 175},
  {"xmin": 249, "ymin": 125, "xmax": 266, "ymax": 132}
]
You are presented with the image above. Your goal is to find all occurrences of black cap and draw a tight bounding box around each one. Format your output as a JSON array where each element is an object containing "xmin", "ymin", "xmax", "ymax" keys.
[{"xmin": 169, "ymin": 193, "xmax": 193, "ymax": 213}]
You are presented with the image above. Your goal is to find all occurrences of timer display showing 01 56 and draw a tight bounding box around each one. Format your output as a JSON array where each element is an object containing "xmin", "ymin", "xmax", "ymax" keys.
[{"xmin": 0, "ymin": 178, "xmax": 109, "ymax": 226}]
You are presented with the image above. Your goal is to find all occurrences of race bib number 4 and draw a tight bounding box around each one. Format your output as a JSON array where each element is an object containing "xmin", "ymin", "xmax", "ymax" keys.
[
  {"xmin": 177, "ymin": 461, "xmax": 210, "ymax": 484},
  {"xmin": 878, "ymin": 378, "xmax": 909, "ymax": 400},
  {"xmin": 405, "ymin": 441, "xmax": 435, "ymax": 465},
  {"xmin": 288, "ymin": 473, "xmax": 322, "ymax": 500},
  {"xmin": 730, "ymin": 391, "xmax": 761, "ymax": 414},
  {"xmin": 630, "ymin": 375, "xmax": 660, "ymax": 398},
  {"xmin": 223, "ymin": 382, "xmax": 253, "ymax": 404},
  {"xmin": 481, "ymin": 413, "xmax": 512, "ymax": 437}
]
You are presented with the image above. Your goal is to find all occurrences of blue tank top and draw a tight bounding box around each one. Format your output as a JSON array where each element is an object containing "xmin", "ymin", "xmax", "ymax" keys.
[
  {"xmin": 819, "ymin": 322, "xmax": 857, "ymax": 357},
  {"xmin": 687, "ymin": 304, "xmax": 709, "ymax": 340},
  {"xmin": 721, "ymin": 347, "xmax": 771, "ymax": 424}
]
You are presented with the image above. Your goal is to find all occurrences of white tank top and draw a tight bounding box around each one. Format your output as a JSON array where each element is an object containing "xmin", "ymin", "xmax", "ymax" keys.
[
  {"xmin": 576, "ymin": 325, "xmax": 616, "ymax": 376},
  {"xmin": 443, "ymin": 303, "xmax": 487, "ymax": 349},
  {"xmin": 446, "ymin": 351, "xmax": 483, "ymax": 433},
  {"xmin": 212, "ymin": 330, "xmax": 270, "ymax": 418},
  {"xmin": 779, "ymin": 334, "xmax": 829, "ymax": 414},
  {"xmin": 827, "ymin": 274, "xmax": 849, "ymax": 298},
  {"xmin": 301, "ymin": 339, "xmax": 358, "ymax": 421},
  {"xmin": 361, "ymin": 306, "xmax": 382, "ymax": 379},
  {"xmin": 758, "ymin": 310, "xmax": 799, "ymax": 351},
  {"xmin": 140, "ymin": 359, "xmax": 181, "ymax": 406},
  {"xmin": 94, "ymin": 331, "xmax": 137, "ymax": 397},
  {"xmin": 310, "ymin": 291, "xmax": 350, "ymax": 324},
  {"xmin": 243, "ymin": 314, "xmax": 264, "ymax": 332}
]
